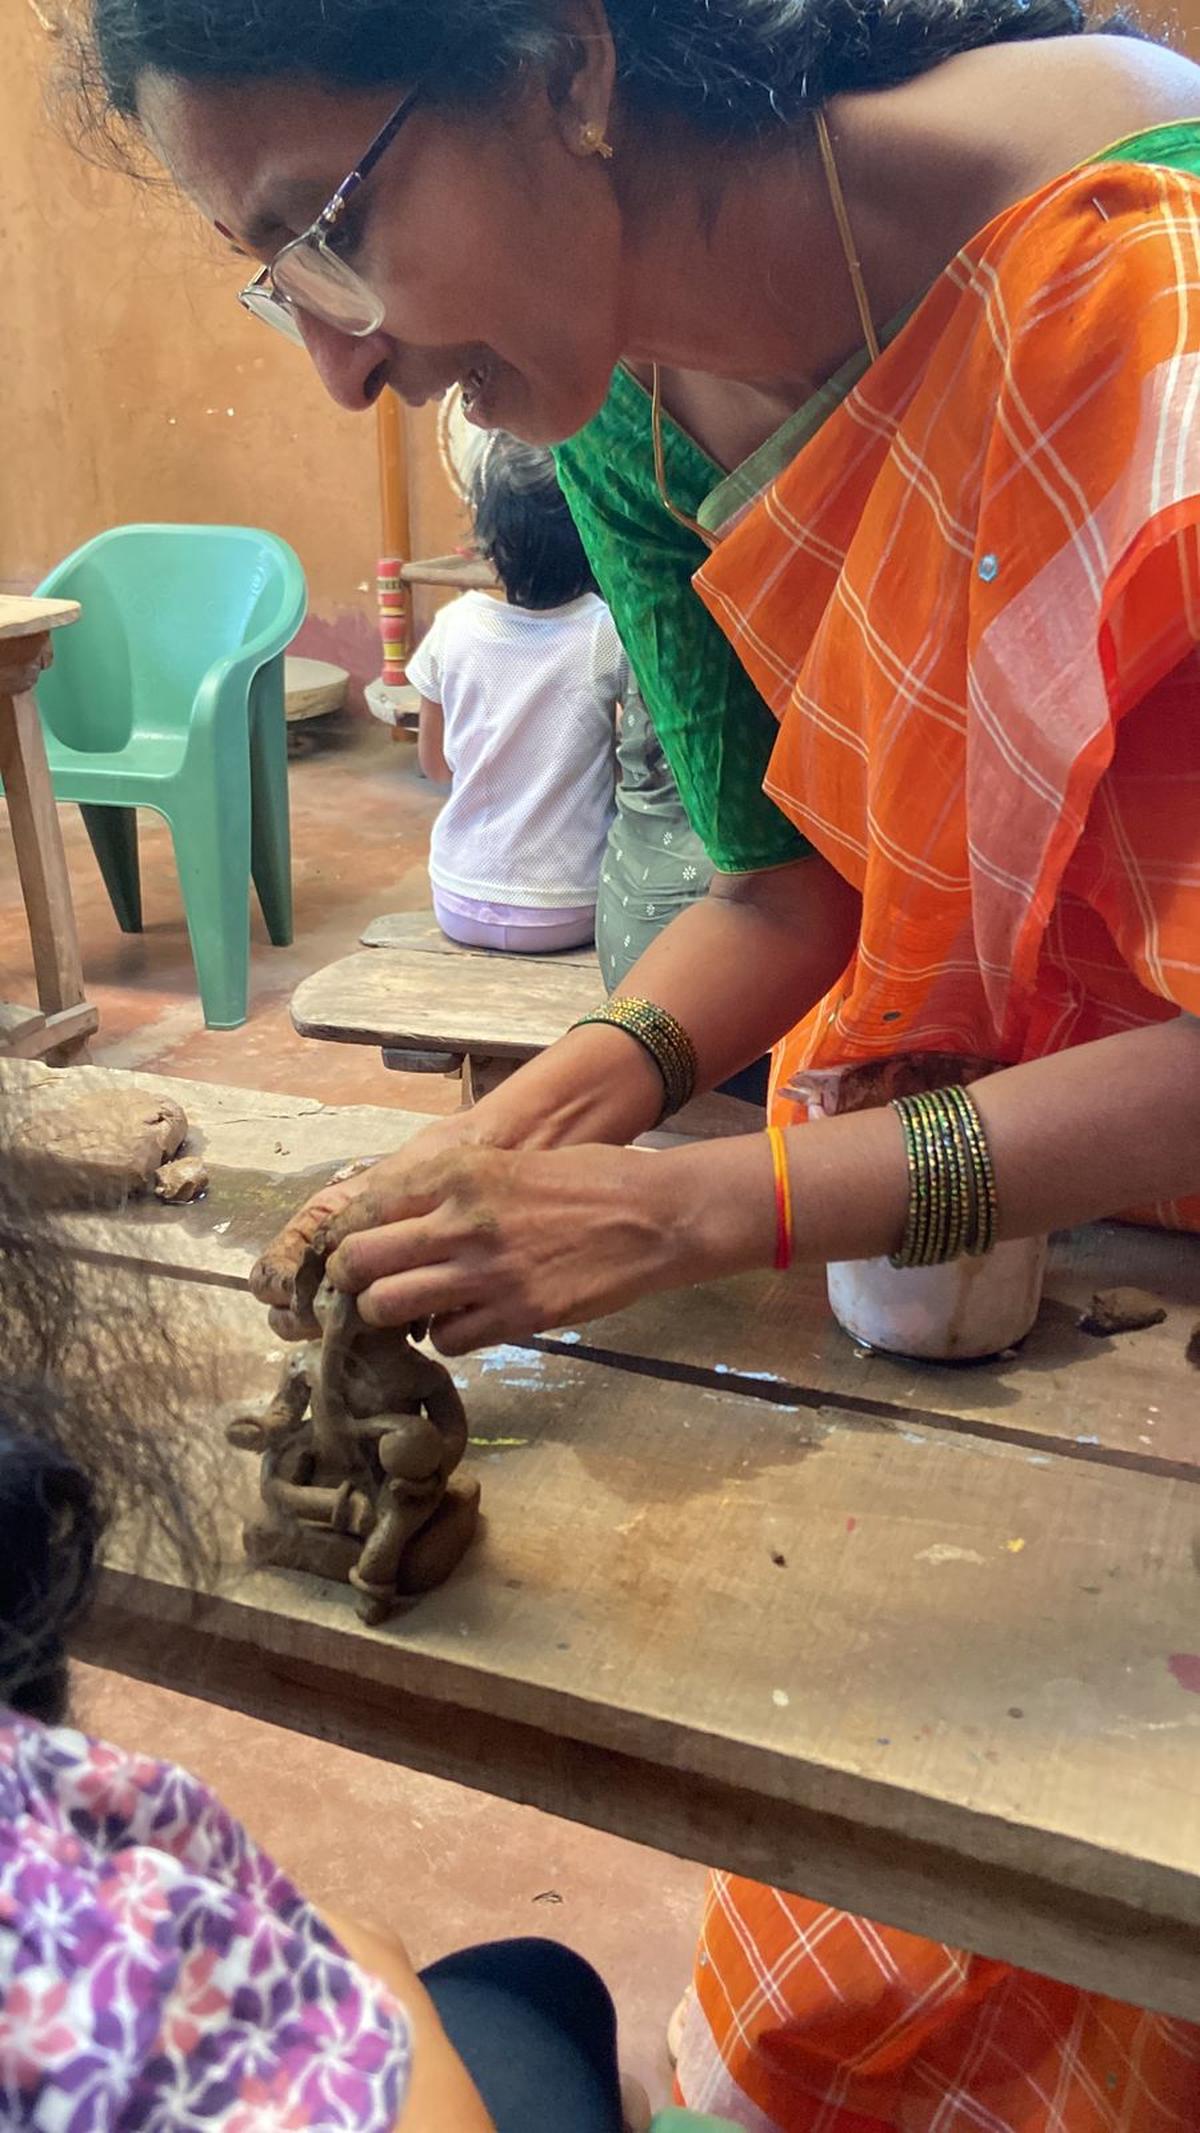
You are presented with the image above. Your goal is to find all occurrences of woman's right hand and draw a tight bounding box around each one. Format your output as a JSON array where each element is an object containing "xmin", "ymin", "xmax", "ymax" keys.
[{"xmin": 250, "ymin": 1110, "xmax": 482, "ymax": 1340}]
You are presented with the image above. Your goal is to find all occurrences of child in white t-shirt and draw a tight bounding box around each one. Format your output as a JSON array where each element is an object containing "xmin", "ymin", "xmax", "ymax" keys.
[{"xmin": 407, "ymin": 438, "xmax": 622, "ymax": 953}]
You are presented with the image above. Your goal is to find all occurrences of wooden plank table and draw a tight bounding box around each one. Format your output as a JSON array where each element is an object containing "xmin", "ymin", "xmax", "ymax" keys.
[
  {"xmin": 0, "ymin": 597, "xmax": 98, "ymax": 1062},
  {"xmin": 34, "ymin": 1062, "xmax": 1200, "ymax": 2022},
  {"xmin": 290, "ymin": 941, "xmax": 763, "ymax": 1134}
]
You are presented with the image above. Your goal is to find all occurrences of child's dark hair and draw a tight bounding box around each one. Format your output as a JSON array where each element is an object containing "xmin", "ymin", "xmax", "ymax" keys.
[{"xmin": 470, "ymin": 437, "xmax": 597, "ymax": 611}]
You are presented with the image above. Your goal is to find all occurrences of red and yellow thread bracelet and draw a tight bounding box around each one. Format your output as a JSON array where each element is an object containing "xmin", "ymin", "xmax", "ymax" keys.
[{"xmin": 766, "ymin": 1125, "xmax": 795, "ymax": 1273}]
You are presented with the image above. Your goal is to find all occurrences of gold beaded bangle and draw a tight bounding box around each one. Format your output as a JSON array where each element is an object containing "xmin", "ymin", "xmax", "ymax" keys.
[
  {"xmin": 909, "ymin": 1092, "xmax": 959, "ymax": 1268},
  {"xmin": 893, "ymin": 1104, "xmax": 925, "ymax": 1266},
  {"xmin": 939, "ymin": 1086, "xmax": 985, "ymax": 1258},
  {"xmin": 944, "ymin": 1084, "xmax": 998, "ymax": 1256},
  {"xmin": 571, "ymin": 996, "xmax": 699, "ymax": 1122},
  {"xmin": 924, "ymin": 1093, "xmax": 971, "ymax": 1263},
  {"xmin": 908, "ymin": 1097, "xmax": 939, "ymax": 1267},
  {"xmin": 890, "ymin": 1085, "xmax": 999, "ymax": 1268}
]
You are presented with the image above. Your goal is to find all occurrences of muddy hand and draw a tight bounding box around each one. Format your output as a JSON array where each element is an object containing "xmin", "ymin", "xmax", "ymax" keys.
[
  {"xmin": 250, "ymin": 1161, "xmax": 379, "ymax": 1339},
  {"xmin": 251, "ymin": 1116, "xmax": 482, "ymax": 1339},
  {"xmin": 320, "ymin": 1141, "xmax": 713, "ymax": 1355}
]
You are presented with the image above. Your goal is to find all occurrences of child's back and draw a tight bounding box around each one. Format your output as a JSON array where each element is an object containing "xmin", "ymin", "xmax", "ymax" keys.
[{"xmin": 408, "ymin": 439, "xmax": 621, "ymax": 953}]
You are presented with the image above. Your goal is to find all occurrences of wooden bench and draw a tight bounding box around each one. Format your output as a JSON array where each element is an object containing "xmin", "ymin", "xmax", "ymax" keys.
[
  {"xmin": 32, "ymin": 1056, "xmax": 1200, "ymax": 2021},
  {"xmin": 291, "ymin": 913, "xmax": 763, "ymax": 1135}
]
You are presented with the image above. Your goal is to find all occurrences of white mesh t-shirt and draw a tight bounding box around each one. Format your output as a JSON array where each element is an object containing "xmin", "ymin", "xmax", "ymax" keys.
[{"xmin": 407, "ymin": 590, "xmax": 622, "ymax": 908}]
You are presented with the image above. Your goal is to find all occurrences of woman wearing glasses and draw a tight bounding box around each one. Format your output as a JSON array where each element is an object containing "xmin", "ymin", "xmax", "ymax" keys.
[{"xmin": 82, "ymin": 0, "xmax": 1200, "ymax": 2126}]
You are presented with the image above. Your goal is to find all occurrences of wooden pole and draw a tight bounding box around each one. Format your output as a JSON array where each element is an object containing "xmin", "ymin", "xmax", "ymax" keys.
[
  {"xmin": 376, "ymin": 390, "xmax": 412, "ymax": 688},
  {"xmin": 377, "ymin": 388, "xmax": 411, "ymax": 556}
]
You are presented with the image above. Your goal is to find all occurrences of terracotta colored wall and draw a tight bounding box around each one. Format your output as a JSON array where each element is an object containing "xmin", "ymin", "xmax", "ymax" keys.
[{"xmin": 1, "ymin": 2, "xmax": 468, "ymax": 699}]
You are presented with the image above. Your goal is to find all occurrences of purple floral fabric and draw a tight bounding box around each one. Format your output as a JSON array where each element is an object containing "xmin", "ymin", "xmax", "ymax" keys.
[{"xmin": 0, "ymin": 1715, "xmax": 412, "ymax": 2130}]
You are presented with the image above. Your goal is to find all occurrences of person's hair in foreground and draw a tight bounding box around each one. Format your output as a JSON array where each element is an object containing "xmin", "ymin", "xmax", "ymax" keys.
[
  {"xmin": 87, "ymin": 0, "xmax": 1113, "ymax": 143},
  {"xmin": 0, "ymin": 1133, "xmax": 210, "ymax": 1723}
]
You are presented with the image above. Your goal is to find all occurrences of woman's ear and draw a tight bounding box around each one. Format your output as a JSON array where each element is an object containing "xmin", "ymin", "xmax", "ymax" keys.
[{"xmin": 543, "ymin": 0, "xmax": 618, "ymax": 158}]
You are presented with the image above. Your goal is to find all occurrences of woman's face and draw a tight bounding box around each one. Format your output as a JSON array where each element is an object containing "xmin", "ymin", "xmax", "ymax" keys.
[{"xmin": 139, "ymin": 68, "xmax": 626, "ymax": 444}]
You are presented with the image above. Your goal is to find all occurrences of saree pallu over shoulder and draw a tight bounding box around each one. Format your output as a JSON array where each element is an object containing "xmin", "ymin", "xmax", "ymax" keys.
[{"xmin": 696, "ymin": 157, "xmax": 1200, "ymax": 1229}]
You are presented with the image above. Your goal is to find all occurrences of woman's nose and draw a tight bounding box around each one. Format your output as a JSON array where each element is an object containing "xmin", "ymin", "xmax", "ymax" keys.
[{"xmin": 296, "ymin": 312, "xmax": 391, "ymax": 411}]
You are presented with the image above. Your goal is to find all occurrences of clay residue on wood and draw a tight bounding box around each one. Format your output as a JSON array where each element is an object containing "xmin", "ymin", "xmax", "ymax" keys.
[
  {"xmin": 9, "ymin": 1087, "xmax": 188, "ymax": 1208},
  {"xmin": 1078, "ymin": 1287, "xmax": 1168, "ymax": 1337}
]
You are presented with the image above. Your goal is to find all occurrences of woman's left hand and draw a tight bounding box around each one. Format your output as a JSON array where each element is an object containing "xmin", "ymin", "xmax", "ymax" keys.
[{"xmin": 320, "ymin": 1141, "xmax": 716, "ymax": 1354}]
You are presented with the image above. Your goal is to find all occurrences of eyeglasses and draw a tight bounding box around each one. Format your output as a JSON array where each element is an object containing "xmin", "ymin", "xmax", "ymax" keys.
[{"xmin": 234, "ymin": 82, "xmax": 423, "ymax": 344}]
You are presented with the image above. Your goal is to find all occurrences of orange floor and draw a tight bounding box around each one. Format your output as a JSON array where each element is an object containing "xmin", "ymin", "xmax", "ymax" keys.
[{"xmin": 0, "ymin": 716, "xmax": 703, "ymax": 2108}]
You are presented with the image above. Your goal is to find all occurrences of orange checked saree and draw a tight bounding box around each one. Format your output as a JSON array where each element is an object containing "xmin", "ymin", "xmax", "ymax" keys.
[{"xmin": 676, "ymin": 133, "xmax": 1200, "ymax": 2130}]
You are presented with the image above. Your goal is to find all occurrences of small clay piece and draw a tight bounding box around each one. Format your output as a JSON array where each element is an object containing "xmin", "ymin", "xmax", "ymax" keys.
[
  {"xmin": 1186, "ymin": 1320, "xmax": 1200, "ymax": 1369},
  {"xmin": 1078, "ymin": 1287, "xmax": 1168, "ymax": 1337},
  {"xmin": 227, "ymin": 1248, "xmax": 480, "ymax": 1623},
  {"xmin": 155, "ymin": 1155, "xmax": 209, "ymax": 1203}
]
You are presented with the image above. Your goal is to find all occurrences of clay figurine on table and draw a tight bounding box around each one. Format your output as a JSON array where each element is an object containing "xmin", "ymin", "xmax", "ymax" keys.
[{"xmin": 227, "ymin": 1249, "xmax": 480, "ymax": 1623}]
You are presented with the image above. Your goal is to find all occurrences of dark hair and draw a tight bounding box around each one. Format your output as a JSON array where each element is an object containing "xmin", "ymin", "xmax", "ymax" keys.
[
  {"xmin": 0, "ymin": 1121, "xmax": 217, "ymax": 1725},
  {"xmin": 471, "ymin": 436, "xmax": 596, "ymax": 609},
  {"xmin": 87, "ymin": 0, "xmax": 1124, "ymax": 147}
]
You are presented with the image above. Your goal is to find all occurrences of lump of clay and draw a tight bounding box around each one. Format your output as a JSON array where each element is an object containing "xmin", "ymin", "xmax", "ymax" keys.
[
  {"xmin": 155, "ymin": 1155, "xmax": 209, "ymax": 1204},
  {"xmin": 9, "ymin": 1086, "xmax": 188, "ymax": 1208},
  {"xmin": 1078, "ymin": 1287, "xmax": 1168, "ymax": 1337}
]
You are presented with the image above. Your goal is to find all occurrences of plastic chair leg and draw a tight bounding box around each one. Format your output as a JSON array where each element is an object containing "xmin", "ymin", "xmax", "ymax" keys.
[
  {"xmin": 168, "ymin": 771, "xmax": 252, "ymax": 1030},
  {"xmin": 81, "ymin": 803, "xmax": 143, "ymax": 933},
  {"xmin": 249, "ymin": 656, "xmax": 294, "ymax": 947}
]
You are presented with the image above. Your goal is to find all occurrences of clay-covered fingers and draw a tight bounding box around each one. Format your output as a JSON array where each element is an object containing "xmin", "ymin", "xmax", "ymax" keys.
[
  {"xmin": 250, "ymin": 1164, "xmax": 379, "ymax": 1333},
  {"xmin": 317, "ymin": 1160, "xmax": 454, "ymax": 1266},
  {"xmin": 322, "ymin": 1155, "xmax": 499, "ymax": 1330}
]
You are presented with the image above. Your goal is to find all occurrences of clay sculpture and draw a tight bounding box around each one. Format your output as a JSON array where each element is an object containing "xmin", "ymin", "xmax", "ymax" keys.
[{"xmin": 227, "ymin": 1250, "xmax": 480, "ymax": 1622}]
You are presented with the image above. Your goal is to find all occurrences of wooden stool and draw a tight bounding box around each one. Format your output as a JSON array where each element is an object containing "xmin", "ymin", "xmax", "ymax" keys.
[{"xmin": 0, "ymin": 596, "xmax": 99, "ymax": 1063}]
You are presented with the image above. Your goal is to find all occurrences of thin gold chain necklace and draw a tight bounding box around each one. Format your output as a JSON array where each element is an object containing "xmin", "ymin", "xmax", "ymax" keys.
[{"xmin": 650, "ymin": 107, "xmax": 881, "ymax": 544}]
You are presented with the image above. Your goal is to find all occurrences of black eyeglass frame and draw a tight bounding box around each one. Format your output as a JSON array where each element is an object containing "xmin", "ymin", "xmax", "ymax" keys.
[{"xmin": 236, "ymin": 80, "xmax": 424, "ymax": 342}]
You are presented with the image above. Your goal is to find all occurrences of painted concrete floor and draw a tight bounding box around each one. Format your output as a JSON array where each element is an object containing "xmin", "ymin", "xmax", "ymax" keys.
[{"xmin": 0, "ymin": 717, "xmax": 703, "ymax": 2107}]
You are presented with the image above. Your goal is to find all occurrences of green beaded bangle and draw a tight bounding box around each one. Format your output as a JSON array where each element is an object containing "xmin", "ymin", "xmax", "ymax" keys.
[
  {"xmin": 890, "ymin": 1085, "xmax": 999, "ymax": 1268},
  {"xmin": 571, "ymin": 996, "xmax": 699, "ymax": 1122}
]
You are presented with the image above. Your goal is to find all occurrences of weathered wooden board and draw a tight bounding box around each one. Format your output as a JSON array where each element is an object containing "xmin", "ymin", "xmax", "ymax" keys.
[
  {"xmin": 80, "ymin": 1279, "xmax": 1200, "ymax": 2020},
  {"xmin": 399, "ymin": 554, "xmax": 498, "ymax": 590},
  {"xmin": 543, "ymin": 1224, "xmax": 1200, "ymax": 1473},
  {"xmin": 292, "ymin": 948, "xmax": 605, "ymax": 1058},
  {"xmin": 0, "ymin": 595, "xmax": 79, "ymax": 638},
  {"xmin": 361, "ymin": 909, "xmax": 600, "ymax": 972}
]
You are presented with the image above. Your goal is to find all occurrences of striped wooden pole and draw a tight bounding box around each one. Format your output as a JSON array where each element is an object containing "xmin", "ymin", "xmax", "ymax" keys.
[{"xmin": 376, "ymin": 388, "xmax": 411, "ymax": 686}]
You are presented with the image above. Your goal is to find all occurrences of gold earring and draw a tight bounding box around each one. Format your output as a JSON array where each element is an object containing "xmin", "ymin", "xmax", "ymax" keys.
[{"xmin": 581, "ymin": 121, "xmax": 614, "ymax": 161}]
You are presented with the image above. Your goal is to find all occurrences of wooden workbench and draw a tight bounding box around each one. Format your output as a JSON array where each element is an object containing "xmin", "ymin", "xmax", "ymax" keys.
[
  {"xmin": 0, "ymin": 597, "xmax": 98, "ymax": 1062},
  {"xmin": 33, "ymin": 1061, "xmax": 1200, "ymax": 2023}
]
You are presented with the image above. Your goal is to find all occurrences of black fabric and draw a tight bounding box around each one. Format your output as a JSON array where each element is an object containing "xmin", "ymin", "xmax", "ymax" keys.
[{"xmin": 421, "ymin": 1937, "xmax": 624, "ymax": 2132}]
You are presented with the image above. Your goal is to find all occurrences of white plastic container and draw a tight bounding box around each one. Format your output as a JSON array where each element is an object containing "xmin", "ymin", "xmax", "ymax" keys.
[{"xmin": 826, "ymin": 1235, "xmax": 1048, "ymax": 1361}]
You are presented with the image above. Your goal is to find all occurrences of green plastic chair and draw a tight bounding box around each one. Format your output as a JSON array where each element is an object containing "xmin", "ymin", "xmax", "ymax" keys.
[{"xmin": 34, "ymin": 524, "xmax": 306, "ymax": 1029}]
